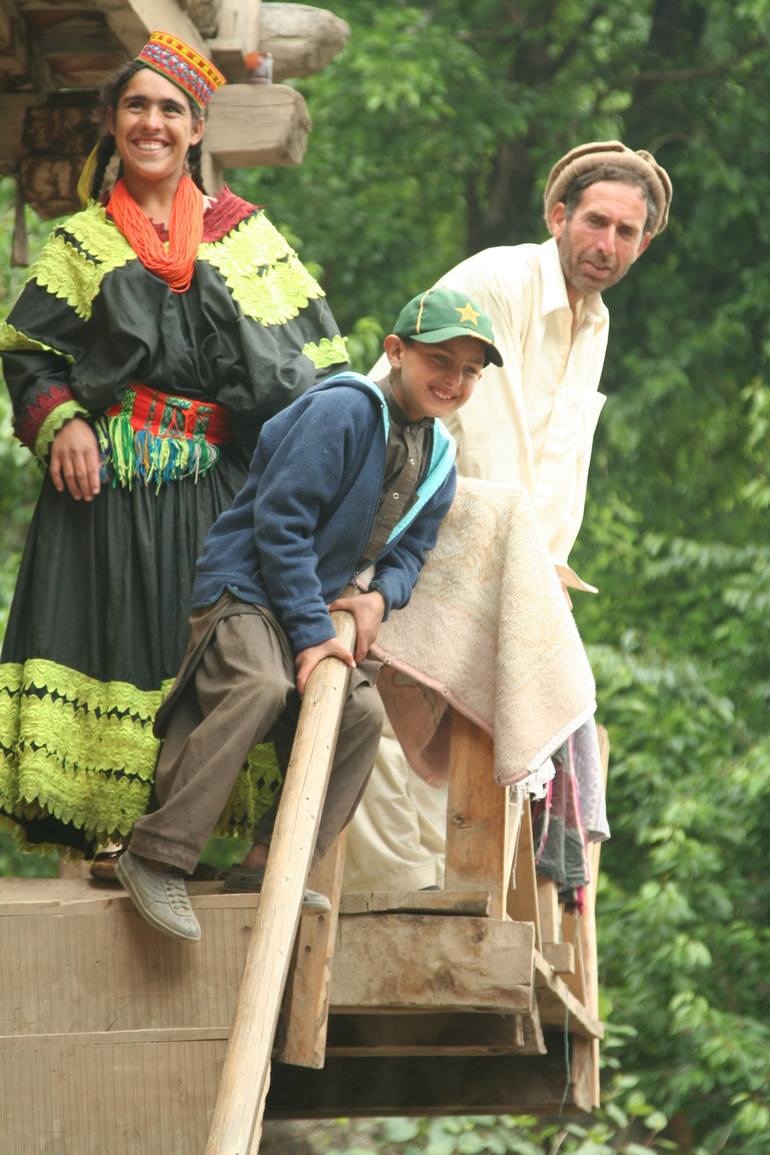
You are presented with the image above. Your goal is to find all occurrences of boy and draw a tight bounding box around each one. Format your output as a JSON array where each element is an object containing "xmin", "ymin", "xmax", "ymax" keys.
[{"xmin": 117, "ymin": 288, "xmax": 503, "ymax": 941}]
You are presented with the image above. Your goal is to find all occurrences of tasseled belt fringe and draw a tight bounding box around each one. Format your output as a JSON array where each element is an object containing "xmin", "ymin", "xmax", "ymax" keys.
[{"xmin": 96, "ymin": 383, "xmax": 233, "ymax": 489}]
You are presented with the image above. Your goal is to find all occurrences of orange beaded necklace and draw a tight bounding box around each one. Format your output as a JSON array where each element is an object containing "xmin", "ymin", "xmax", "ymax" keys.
[{"xmin": 107, "ymin": 175, "xmax": 204, "ymax": 293}]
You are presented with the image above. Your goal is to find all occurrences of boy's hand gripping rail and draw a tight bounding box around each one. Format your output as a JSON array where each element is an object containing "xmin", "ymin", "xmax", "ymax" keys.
[{"xmin": 205, "ymin": 598, "xmax": 357, "ymax": 1155}]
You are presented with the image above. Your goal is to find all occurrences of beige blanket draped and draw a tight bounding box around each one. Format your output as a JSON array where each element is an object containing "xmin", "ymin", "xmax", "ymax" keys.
[{"xmin": 370, "ymin": 478, "xmax": 596, "ymax": 788}]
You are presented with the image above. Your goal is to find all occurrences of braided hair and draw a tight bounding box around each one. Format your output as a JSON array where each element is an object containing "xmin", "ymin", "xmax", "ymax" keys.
[{"xmin": 89, "ymin": 59, "xmax": 208, "ymax": 201}]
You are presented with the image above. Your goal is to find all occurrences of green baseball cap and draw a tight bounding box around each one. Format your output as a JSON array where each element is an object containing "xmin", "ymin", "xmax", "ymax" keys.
[{"xmin": 392, "ymin": 288, "xmax": 504, "ymax": 367}]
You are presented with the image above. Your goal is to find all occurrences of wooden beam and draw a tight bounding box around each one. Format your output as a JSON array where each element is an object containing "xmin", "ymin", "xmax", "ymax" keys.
[
  {"xmin": 265, "ymin": 1044, "xmax": 595, "ymax": 1116},
  {"xmin": 553, "ymin": 725, "xmax": 609, "ymax": 1108},
  {"xmin": 0, "ymin": 0, "xmax": 29, "ymax": 81},
  {"xmin": 34, "ymin": 17, "xmax": 124, "ymax": 88},
  {"xmin": 98, "ymin": 0, "xmax": 208, "ymax": 56},
  {"xmin": 340, "ymin": 889, "xmax": 491, "ymax": 916},
  {"xmin": 543, "ymin": 941, "xmax": 575, "ymax": 975},
  {"xmin": 205, "ymin": 83, "xmax": 310, "ymax": 167},
  {"xmin": 276, "ymin": 833, "xmax": 346, "ymax": 1069},
  {"xmin": 208, "ymin": 0, "xmax": 260, "ymax": 80},
  {"xmin": 324, "ymin": 1011, "xmax": 547, "ymax": 1057},
  {"xmin": 507, "ymin": 795, "xmax": 542, "ymax": 949},
  {"xmin": 445, "ymin": 712, "xmax": 509, "ymax": 918},
  {"xmin": 330, "ymin": 914, "xmax": 534, "ymax": 1014},
  {"xmin": 533, "ymin": 951, "xmax": 603, "ymax": 1040},
  {"xmin": 536, "ymin": 875, "xmax": 561, "ymax": 944}
]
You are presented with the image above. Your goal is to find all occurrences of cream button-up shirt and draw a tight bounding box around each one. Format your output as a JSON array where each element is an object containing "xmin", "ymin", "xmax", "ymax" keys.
[{"xmin": 437, "ymin": 238, "xmax": 609, "ymax": 584}]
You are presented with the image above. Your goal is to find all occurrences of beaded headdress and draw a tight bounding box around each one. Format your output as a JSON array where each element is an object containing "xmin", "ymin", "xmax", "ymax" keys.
[{"xmin": 137, "ymin": 30, "xmax": 226, "ymax": 110}]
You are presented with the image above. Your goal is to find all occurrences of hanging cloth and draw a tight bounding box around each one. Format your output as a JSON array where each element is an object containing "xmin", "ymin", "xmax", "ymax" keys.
[{"xmin": 106, "ymin": 175, "xmax": 204, "ymax": 293}]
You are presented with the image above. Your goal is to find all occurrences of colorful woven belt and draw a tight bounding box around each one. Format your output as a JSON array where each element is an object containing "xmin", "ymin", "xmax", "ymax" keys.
[{"xmin": 98, "ymin": 383, "xmax": 233, "ymax": 489}]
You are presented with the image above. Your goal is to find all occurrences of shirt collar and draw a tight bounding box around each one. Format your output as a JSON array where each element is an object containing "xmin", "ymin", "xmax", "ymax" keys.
[
  {"xmin": 378, "ymin": 375, "xmax": 434, "ymax": 430},
  {"xmin": 539, "ymin": 236, "xmax": 605, "ymax": 325}
]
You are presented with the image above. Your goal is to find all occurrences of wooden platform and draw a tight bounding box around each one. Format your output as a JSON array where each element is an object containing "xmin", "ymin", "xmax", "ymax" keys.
[
  {"xmin": 0, "ymin": 715, "xmax": 606, "ymax": 1151},
  {"xmin": 0, "ymin": 872, "xmax": 601, "ymax": 1152}
]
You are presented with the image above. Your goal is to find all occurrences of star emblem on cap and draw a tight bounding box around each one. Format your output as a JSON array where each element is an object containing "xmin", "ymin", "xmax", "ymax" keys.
[{"xmin": 456, "ymin": 303, "xmax": 480, "ymax": 326}]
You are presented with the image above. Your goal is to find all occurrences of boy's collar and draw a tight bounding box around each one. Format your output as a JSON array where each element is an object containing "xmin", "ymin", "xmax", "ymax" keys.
[{"xmin": 379, "ymin": 374, "xmax": 434, "ymax": 429}]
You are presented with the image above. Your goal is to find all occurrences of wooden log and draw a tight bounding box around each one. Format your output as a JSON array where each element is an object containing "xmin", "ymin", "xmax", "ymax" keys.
[
  {"xmin": 0, "ymin": 0, "xmax": 29, "ymax": 81},
  {"xmin": 0, "ymin": 95, "xmax": 46, "ymax": 172},
  {"xmin": 14, "ymin": 92, "xmax": 98, "ymax": 217},
  {"xmin": 445, "ymin": 711, "xmax": 509, "ymax": 918},
  {"xmin": 209, "ymin": 3, "xmax": 349, "ymax": 83},
  {"xmin": 205, "ymin": 82, "xmax": 310, "ymax": 167},
  {"xmin": 22, "ymin": 91, "xmax": 97, "ymax": 153},
  {"xmin": 330, "ymin": 914, "xmax": 534, "ymax": 1014},
  {"xmin": 20, "ymin": 155, "xmax": 81, "ymax": 219},
  {"xmin": 276, "ymin": 833, "xmax": 347, "ymax": 1069},
  {"xmin": 204, "ymin": 602, "xmax": 356, "ymax": 1155},
  {"xmin": 258, "ymin": 2, "xmax": 349, "ymax": 81}
]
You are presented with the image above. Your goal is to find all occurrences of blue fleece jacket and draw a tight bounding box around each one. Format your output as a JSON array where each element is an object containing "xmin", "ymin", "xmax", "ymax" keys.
[{"xmin": 192, "ymin": 372, "xmax": 457, "ymax": 653}]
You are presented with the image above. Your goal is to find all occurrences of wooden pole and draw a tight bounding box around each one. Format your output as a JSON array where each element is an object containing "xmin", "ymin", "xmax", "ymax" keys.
[
  {"xmin": 445, "ymin": 712, "xmax": 509, "ymax": 918},
  {"xmin": 205, "ymin": 603, "xmax": 356, "ymax": 1155}
]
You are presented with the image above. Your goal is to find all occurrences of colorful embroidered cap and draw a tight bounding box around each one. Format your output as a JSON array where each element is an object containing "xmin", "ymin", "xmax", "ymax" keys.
[
  {"xmin": 137, "ymin": 31, "xmax": 226, "ymax": 109},
  {"xmin": 393, "ymin": 288, "xmax": 504, "ymax": 367}
]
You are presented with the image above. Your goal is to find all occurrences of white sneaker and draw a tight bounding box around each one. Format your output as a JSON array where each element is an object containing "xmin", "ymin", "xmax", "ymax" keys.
[{"xmin": 116, "ymin": 850, "xmax": 201, "ymax": 942}]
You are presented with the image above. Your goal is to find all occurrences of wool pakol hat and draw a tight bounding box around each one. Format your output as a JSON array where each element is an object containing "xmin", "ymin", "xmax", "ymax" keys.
[
  {"xmin": 393, "ymin": 288, "xmax": 504, "ymax": 367},
  {"xmin": 137, "ymin": 31, "xmax": 226, "ymax": 109},
  {"xmin": 543, "ymin": 140, "xmax": 672, "ymax": 236}
]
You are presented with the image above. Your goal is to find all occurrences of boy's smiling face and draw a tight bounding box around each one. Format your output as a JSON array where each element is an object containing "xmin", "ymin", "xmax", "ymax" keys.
[{"xmin": 384, "ymin": 334, "xmax": 486, "ymax": 422}]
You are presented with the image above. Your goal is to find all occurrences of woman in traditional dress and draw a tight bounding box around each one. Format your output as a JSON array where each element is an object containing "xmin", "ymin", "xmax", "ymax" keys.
[{"xmin": 0, "ymin": 32, "xmax": 347, "ymax": 862}]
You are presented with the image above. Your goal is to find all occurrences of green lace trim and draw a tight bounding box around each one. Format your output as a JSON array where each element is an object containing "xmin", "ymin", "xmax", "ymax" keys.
[
  {"xmin": 303, "ymin": 335, "xmax": 349, "ymax": 370},
  {"xmin": 34, "ymin": 399, "xmax": 90, "ymax": 461},
  {"xmin": 0, "ymin": 322, "xmax": 75, "ymax": 363},
  {"xmin": 29, "ymin": 203, "xmax": 136, "ymax": 320},
  {"xmin": 199, "ymin": 213, "xmax": 326, "ymax": 326},
  {"xmin": 0, "ymin": 659, "xmax": 281, "ymax": 850}
]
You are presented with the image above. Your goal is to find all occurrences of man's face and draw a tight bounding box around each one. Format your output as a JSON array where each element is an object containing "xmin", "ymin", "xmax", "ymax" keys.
[{"xmin": 550, "ymin": 180, "xmax": 652, "ymax": 303}]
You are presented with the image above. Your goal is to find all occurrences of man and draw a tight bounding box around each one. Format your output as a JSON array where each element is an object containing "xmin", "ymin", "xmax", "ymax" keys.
[{"xmin": 343, "ymin": 140, "xmax": 673, "ymax": 896}]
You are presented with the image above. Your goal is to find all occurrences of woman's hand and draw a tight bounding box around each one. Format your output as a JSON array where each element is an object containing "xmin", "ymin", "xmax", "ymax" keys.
[{"xmin": 49, "ymin": 417, "xmax": 101, "ymax": 501}]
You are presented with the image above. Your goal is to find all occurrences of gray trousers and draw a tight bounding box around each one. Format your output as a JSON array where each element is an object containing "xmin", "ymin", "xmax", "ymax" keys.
[{"xmin": 129, "ymin": 600, "xmax": 384, "ymax": 874}]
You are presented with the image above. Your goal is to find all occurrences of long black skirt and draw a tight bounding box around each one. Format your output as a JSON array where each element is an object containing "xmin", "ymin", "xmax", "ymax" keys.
[{"xmin": 0, "ymin": 454, "xmax": 280, "ymax": 857}]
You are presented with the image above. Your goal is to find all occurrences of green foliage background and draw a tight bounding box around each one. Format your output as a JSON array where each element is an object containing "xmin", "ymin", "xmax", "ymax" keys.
[{"xmin": 1, "ymin": 2, "xmax": 769, "ymax": 1152}]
